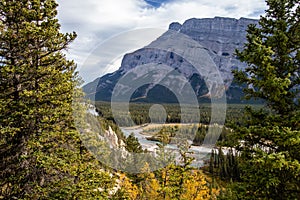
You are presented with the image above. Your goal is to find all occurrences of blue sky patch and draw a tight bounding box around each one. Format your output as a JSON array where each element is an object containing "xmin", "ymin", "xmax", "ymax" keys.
[{"xmin": 144, "ymin": 0, "xmax": 173, "ymax": 8}]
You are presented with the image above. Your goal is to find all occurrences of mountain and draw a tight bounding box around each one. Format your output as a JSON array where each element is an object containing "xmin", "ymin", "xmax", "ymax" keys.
[{"xmin": 83, "ymin": 17, "xmax": 259, "ymax": 103}]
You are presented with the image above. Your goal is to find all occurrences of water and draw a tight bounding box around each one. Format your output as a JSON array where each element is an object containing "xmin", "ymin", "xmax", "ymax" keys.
[{"xmin": 121, "ymin": 126, "xmax": 213, "ymax": 167}]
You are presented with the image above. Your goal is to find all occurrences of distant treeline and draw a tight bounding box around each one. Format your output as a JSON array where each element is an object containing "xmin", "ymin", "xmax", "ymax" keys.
[{"xmin": 94, "ymin": 101, "xmax": 262, "ymax": 127}]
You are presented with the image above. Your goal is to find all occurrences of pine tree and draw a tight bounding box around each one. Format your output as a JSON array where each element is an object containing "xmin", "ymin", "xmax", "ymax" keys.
[
  {"xmin": 0, "ymin": 0, "xmax": 115, "ymax": 198},
  {"xmin": 125, "ymin": 133, "xmax": 143, "ymax": 153},
  {"xmin": 192, "ymin": 125, "xmax": 206, "ymax": 145},
  {"xmin": 229, "ymin": 0, "xmax": 300, "ymax": 199},
  {"xmin": 209, "ymin": 149, "xmax": 214, "ymax": 174},
  {"xmin": 234, "ymin": 0, "xmax": 299, "ymax": 124}
]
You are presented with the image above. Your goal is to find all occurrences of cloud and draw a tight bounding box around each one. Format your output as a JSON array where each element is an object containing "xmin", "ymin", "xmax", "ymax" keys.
[
  {"xmin": 77, "ymin": 28, "xmax": 166, "ymax": 83},
  {"xmin": 56, "ymin": 0, "xmax": 266, "ymax": 83}
]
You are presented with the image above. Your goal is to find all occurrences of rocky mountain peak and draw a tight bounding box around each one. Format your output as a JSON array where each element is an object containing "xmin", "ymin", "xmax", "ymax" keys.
[{"xmin": 83, "ymin": 17, "xmax": 259, "ymax": 103}]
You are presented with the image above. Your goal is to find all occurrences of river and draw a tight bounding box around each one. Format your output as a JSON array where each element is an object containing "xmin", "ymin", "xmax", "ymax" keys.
[{"xmin": 121, "ymin": 125, "xmax": 215, "ymax": 167}]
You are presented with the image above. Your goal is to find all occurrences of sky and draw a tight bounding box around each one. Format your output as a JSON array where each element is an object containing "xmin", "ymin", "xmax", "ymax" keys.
[{"xmin": 56, "ymin": 0, "xmax": 267, "ymax": 84}]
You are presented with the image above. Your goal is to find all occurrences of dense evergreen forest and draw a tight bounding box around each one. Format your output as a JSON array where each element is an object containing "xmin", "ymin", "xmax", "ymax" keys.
[
  {"xmin": 0, "ymin": 0, "xmax": 299, "ymax": 199},
  {"xmin": 94, "ymin": 101, "xmax": 262, "ymax": 126}
]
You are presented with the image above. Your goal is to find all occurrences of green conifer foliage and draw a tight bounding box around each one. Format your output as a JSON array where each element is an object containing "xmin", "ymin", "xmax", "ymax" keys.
[
  {"xmin": 228, "ymin": 0, "xmax": 300, "ymax": 199},
  {"xmin": 0, "ymin": 1, "xmax": 114, "ymax": 199}
]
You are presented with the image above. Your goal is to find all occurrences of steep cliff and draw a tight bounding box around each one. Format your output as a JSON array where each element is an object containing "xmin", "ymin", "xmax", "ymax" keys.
[{"xmin": 84, "ymin": 17, "xmax": 259, "ymax": 103}]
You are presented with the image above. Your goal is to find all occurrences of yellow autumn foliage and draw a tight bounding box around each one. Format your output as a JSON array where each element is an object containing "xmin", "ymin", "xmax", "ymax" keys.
[
  {"xmin": 180, "ymin": 170, "xmax": 218, "ymax": 200},
  {"xmin": 117, "ymin": 173, "xmax": 140, "ymax": 200},
  {"xmin": 116, "ymin": 162, "xmax": 220, "ymax": 200},
  {"xmin": 138, "ymin": 163, "xmax": 161, "ymax": 199}
]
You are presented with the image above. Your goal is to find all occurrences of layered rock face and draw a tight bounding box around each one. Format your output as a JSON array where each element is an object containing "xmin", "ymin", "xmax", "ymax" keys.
[
  {"xmin": 83, "ymin": 17, "xmax": 259, "ymax": 103},
  {"xmin": 175, "ymin": 17, "xmax": 258, "ymax": 84}
]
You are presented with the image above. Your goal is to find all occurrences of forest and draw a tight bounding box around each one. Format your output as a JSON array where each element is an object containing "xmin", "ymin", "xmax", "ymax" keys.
[
  {"xmin": 94, "ymin": 101, "xmax": 262, "ymax": 126},
  {"xmin": 0, "ymin": 0, "xmax": 299, "ymax": 199}
]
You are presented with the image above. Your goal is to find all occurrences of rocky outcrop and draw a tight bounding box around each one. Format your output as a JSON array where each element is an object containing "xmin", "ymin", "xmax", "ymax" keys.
[{"xmin": 103, "ymin": 126, "xmax": 127, "ymax": 154}]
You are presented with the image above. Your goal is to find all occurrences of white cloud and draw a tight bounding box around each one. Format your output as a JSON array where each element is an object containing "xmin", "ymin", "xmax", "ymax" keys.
[{"xmin": 56, "ymin": 0, "xmax": 266, "ymax": 83}]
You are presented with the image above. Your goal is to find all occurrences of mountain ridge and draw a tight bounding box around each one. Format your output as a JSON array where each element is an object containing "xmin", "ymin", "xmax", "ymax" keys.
[{"xmin": 83, "ymin": 16, "xmax": 259, "ymax": 103}]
